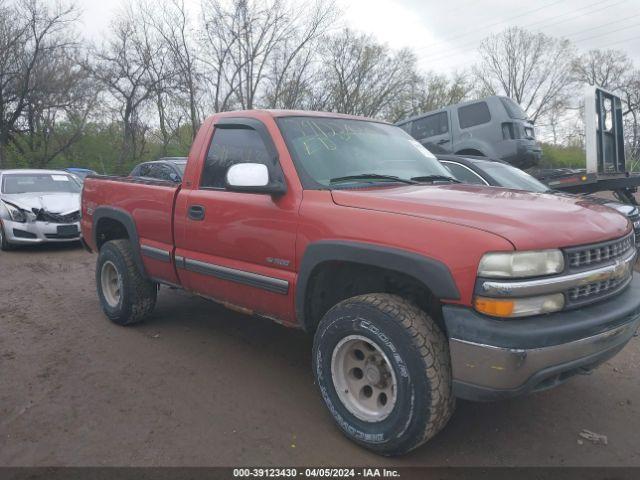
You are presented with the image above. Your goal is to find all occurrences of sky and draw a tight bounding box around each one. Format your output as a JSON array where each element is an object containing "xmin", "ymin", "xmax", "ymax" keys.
[{"xmin": 77, "ymin": 0, "xmax": 640, "ymax": 74}]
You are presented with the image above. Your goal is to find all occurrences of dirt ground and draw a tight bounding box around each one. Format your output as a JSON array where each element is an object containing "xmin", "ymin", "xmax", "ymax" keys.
[{"xmin": 1, "ymin": 243, "xmax": 639, "ymax": 467}]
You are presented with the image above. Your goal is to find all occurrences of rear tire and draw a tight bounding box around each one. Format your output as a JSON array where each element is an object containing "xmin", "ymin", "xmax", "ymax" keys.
[
  {"xmin": 312, "ymin": 293, "xmax": 455, "ymax": 456},
  {"xmin": 0, "ymin": 222, "xmax": 14, "ymax": 251},
  {"xmin": 96, "ymin": 239, "xmax": 157, "ymax": 325}
]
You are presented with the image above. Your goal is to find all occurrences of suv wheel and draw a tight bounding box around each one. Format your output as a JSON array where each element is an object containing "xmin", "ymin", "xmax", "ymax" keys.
[
  {"xmin": 312, "ymin": 293, "xmax": 455, "ymax": 456},
  {"xmin": 96, "ymin": 239, "xmax": 157, "ymax": 325},
  {"xmin": 0, "ymin": 222, "xmax": 14, "ymax": 251}
]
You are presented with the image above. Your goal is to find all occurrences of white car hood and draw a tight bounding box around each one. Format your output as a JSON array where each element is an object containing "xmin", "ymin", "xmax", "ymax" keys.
[{"xmin": 2, "ymin": 192, "xmax": 80, "ymax": 215}]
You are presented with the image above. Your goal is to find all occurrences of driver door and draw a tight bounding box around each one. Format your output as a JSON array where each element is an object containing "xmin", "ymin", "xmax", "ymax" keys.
[{"xmin": 174, "ymin": 119, "xmax": 301, "ymax": 324}]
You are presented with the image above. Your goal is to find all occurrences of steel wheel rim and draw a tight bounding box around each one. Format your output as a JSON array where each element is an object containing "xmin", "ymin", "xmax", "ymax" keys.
[
  {"xmin": 331, "ymin": 334, "xmax": 398, "ymax": 422},
  {"xmin": 101, "ymin": 260, "xmax": 122, "ymax": 308}
]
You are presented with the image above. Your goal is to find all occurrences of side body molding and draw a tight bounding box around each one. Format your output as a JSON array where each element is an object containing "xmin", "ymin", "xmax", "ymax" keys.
[
  {"xmin": 92, "ymin": 206, "xmax": 147, "ymax": 277},
  {"xmin": 295, "ymin": 240, "xmax": 461, "ymax": 331}
]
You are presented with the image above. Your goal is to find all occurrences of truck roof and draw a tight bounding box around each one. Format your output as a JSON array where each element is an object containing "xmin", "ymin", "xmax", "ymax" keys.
[
  {"xmin": 0, "ymin": 169, "xmax": 76, "ymax": 176},
  {"xmin": 212, "ymin": 109, "xmax": 388, "ymax": 124}
]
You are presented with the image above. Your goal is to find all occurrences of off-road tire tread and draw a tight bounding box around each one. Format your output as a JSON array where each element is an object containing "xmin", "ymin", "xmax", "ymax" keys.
[
  {"xmin": 326, "ymin": 293, "xmax": 455, "ymax": 455},
  {"xmin": 99, "ymin": 239, "xmax": 156, "ymax": 325}
]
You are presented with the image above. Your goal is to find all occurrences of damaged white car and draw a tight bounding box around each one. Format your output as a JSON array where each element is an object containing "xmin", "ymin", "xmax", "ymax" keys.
[{"xmin": 0, "ymin": 169, "xmax": 82, "ymax": 250}]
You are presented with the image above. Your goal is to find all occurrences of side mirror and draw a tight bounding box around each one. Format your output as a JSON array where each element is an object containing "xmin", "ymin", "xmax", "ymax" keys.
[{"xmin": 225, "ymin": 163, "xmax": 286, "ymax": 195}]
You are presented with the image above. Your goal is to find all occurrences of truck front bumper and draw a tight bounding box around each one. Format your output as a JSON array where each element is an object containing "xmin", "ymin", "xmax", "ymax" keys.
[{"xmin": 444, "ymin": 273, "xmax": 640, "ymax": 401}]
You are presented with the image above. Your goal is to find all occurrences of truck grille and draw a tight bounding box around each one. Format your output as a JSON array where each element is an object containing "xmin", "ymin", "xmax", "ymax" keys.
[
  {"xmin": 566, "ymin": 233, "xmax": 634, "ymax": 270},
  {"xmin": 629, "ymin": 212, "xmax": 640, "ymax": 246},
  {"xmin": 564, "ymin": 232, "xmax": 636, "ymax": 307},
  {"xmin": 567, "ymin": 275, "xmax": 630, "ymax": 302}
]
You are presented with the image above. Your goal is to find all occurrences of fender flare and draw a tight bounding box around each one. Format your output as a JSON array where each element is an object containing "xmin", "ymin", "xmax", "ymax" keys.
[
  {"xmin": 92, "ymin": 206, "xmax": 147, "ymax": 277},
  {"xmin": 295, "ymin": 240, "xmax": 461, "ymax": 331}
]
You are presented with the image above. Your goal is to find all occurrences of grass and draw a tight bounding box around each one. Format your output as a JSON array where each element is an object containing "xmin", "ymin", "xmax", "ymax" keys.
[{"xmin": 539, "ymin": 143, "xmax": 586, "ymax": 169}]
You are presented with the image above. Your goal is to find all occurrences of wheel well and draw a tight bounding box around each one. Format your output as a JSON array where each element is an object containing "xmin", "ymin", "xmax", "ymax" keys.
[
  {"xmin": 455, "ymin": 149, "xmax": 485, "ymax": 157},
  {"xmin": 303, "ymin": 261, "xmax": 443, "ymax": 333},
  {"xmin": 95, "ymin": 217, "xmax": 129, "ymax": 250}
]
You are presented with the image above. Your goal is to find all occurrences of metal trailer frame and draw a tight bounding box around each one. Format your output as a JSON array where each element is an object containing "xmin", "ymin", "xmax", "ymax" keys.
[{"xmin": 536, "ymin": 86, "xmax": 640, "ymax": 205}]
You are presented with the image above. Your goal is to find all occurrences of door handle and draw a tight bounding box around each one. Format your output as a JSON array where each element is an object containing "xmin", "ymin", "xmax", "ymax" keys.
[
  {"xmin": 437, "ymin": 139, "xmax": 450, "ymax": 145},
  {"xmin": 188, "ymin": 205, "xmax": 205, "ymax": 221}
]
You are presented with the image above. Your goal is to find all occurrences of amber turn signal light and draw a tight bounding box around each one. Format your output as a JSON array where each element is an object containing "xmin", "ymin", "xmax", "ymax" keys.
[{"xmin": 474, "ymin": 297, "xmax": 515, "ymax": 317}]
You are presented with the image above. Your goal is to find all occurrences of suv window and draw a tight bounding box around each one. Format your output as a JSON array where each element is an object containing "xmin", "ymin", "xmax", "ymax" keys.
[
  {"xmin": 412, "ymin": 112, "xmax": 448, "ymax": 140},
  {"xmin": 201, "ymin": 127, "xmax": 271, "ymax": 189},
  {"xmin": 148, "ymin": 164, "xmax": 174, "ymax": 181},
  {"xmin": 138, "ymin": 164, "xmax": 151, "ymax": 177},
  {"xmin": 499, "ymin": 97, "xmax": 527, "ymax": 120},
  {"xmin": 441, "ymin": 162, "xmax": 486, "ymax": 185},
  {"xmin": 458, "ymin": 102, "xmax": 491, "ymax": 129}
]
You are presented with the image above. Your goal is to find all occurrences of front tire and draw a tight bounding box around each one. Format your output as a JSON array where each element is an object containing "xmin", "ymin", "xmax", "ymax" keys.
[
  {"xmin": 0, "ymin": 222, "xmax": 14, "ymax": 251},
  {"xmin": 312, "ymin": 294, "xmax": 455, "ymax": 456},
  {"xmin": 96, "ymin": 239, "xmax": 157, "ymax": 325}
]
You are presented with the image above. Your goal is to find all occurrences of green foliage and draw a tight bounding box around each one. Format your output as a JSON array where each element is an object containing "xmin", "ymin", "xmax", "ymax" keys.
[
  {"xmin": 5, "ymin": 122, "xmax": 193, "ymax": 174},
  {"xmin": 539, "ymin": 143, "xmax": 586, "ymax": 169}
]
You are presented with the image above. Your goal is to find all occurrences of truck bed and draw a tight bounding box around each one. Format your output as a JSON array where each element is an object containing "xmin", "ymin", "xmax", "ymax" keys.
[{"xmin": 82, "ymin": 175, "xmax": 181, "ymax": 284}]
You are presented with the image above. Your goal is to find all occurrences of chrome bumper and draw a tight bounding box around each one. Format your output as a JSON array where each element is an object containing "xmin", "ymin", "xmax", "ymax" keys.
[
  {"xmin": 444, "ymin": 273, "xmax": 640, "ymax": 401},
  {"xmin": 2, "ymin": 219, "xmax": 81, "ymax": 244},
  {"xmin": 450, "ymin": 317, "xmax": 639, "ymax": 394}
]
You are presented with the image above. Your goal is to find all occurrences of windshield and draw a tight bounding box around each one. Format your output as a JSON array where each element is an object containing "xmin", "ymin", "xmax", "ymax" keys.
[
  {"xmin": 1, "ymin": 173, "xmax": 81, "ymax": 194},
  {"xmin": 479, "ymin": 162, "xmax": 549, "ymax": 193},
  {"xmin": 277, "ymin": 117, "xmax": 453, "ymax": 187},
  {"xmin": 171, "ymin": 162, "xmax": 187, "ymax": 175}
]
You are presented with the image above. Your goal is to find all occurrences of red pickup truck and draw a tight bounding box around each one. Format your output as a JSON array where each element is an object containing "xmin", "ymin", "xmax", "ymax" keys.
[{"xmin": 81, "ymin": 110, "xmax": 640, "ymax": 456}]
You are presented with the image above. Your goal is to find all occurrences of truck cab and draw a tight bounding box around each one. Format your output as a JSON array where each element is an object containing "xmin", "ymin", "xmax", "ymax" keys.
[
  {"xmin": 81, "ymin": 109, "xmax": 640, "ymax": 457},
  {"xmin": 396, "ymin": 96, "xmax": 541, "ymax": 169}
]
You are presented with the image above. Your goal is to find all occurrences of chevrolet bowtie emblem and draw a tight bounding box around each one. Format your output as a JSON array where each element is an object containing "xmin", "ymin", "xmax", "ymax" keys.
[{"xmin": 612, "ymin": 259, "xmax": 629, "ymax": 280}]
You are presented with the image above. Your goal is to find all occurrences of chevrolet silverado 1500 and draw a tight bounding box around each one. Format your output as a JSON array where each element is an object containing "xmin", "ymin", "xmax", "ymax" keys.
[{"xmin": 81, "ymin": 110, "xmax": 640, "ymax": 456}]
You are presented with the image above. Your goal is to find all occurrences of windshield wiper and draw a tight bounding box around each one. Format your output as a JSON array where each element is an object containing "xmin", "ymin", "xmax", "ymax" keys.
[
  {"xmin": 411, "ymin": 175, "xmax": 460, "ymax": 183},
  {"xmin": 330, "ymin": 174, "xmax": 418, "ymax": 185}
]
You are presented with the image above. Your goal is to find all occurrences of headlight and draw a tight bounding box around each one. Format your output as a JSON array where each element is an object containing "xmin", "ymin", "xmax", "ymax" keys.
[
  {"xmin": 478, "ymin": 250, "xmax": 564, "ymax": 278},
  {"xmin": 3, "ymin": 202, "xmax": 28, "ymax": 223},
  {"xmin": 475, "ymin": 293, "xmax": 565, "ymax": 318}
]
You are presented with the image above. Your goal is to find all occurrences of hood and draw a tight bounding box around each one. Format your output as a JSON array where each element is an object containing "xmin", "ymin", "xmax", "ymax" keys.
[
  {"xmin": 581, "ymin": 195, "xmax": 638, "ymax": 217},
  {"xmin": 1, "ymin": 192, "xmax": 80, "ymax": 215},
  {"xmin": 331, "ymin": 184, "xmax": 631, "ymax": 250}
]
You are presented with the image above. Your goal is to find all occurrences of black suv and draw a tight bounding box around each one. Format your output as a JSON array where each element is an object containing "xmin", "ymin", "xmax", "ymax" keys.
[{"xmin": 129, "ymin": 157, "xmax": 187, "ymax": 183}]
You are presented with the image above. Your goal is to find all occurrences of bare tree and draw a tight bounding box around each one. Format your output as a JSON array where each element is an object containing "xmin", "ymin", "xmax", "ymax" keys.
[
  {"xmin": 87, "ymin": 7, "xmax": 173, "ymax": 172},
  {"xmin": 200, "ymin": 0, "xmax": 291, "ymax": 111},
  {"xmin": 473, "ymin": 27, "xmax": 576, "ymax": 124},
  {"xmin": 318, "ymin": 29, "xmax": 416, "ymax": 119},
  {"xmin": 144, "ymin": 0, "xmax": 200, "ymax": 139},
  {"xmin": 12, "ymin": 47, "xmax": 97, "ymax": 167},
  {"xmin": 619, "ymin": 70, "xmax": 640, "ymax": 167},
  {"xmin": 263, "ymin": 0, "xmax": 338, "ymax": 109},
  {"xmin": 0, "ymin": 0, "xmax": 79, "ymax": 168},
  {"xmin": 572, "ymin": 49, "xmax": 632, "ymax": 91},
  {"xmin": 199, "ymin": 0, "xmax": 242, "ymax": 113},
  {"xmin": 388, "ymin": 71, "xmax": 472, "ymax": 123},
  {"xmin": 137, "ymin": 2, "xmax": 179, "ymax": 156}
]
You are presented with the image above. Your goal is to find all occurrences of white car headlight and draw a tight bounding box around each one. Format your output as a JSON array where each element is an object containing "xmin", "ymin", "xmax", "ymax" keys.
[
  {"xmin": 478, "ymin": 250, "xmax": 564, "ymax": 278},
  {"xmin": 3, "ymin": 201, "xmax": 28, "ymax": 223}
]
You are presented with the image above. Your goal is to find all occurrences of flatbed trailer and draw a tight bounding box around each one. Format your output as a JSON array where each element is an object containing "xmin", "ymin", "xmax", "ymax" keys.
[
  {"xmin": 534, "ymin": 86, "xmax": 639, "ymax": 205},
  {"xmin": 535, "ymin": 171, "xmax": 640, "ymax": 205}
]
